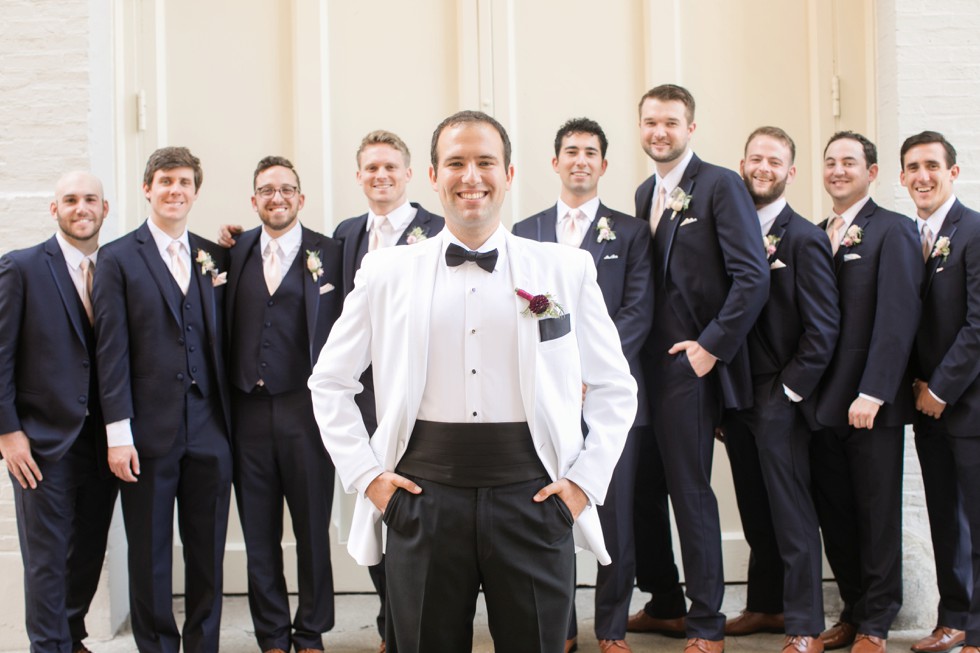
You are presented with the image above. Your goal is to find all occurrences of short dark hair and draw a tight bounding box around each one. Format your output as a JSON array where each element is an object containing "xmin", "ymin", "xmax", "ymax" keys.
[
  {"xmin": 143, "ymin": 146, "xmax": 203, "ymax": 190},
  {"xmin": 824, "ymin": 131, "xmax": 877, "ymax": 167},
  {"xmin": 553, "ymin": 117, "xmax": 608, "ymax": 159},
  {"xmin": 744, "ymin": 126, "xmax": 796, "ymax": 165},
  {"xmin": 253, "ymin": 155, "xmax": 301, "ymax": 190},
  {"xmin": 900, "ymin": 130, "xmax": 957, "ymax": 168},
  {"xmin": 430, "ymin": 110, "xmax": 512, "ymax": 169},
  {"xmin": 357, "ymin": 130, "xmax": 411, "ymax": 168},
  {"xmin": 638, "ymin": 84, "xmax": 696, "ymax": 123}
]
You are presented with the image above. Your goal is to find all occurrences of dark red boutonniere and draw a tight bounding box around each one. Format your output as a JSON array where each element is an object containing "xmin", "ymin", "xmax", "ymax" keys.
[{"xmin": 515, "ymin": 288, "xmax": 565, "ymax": 318}]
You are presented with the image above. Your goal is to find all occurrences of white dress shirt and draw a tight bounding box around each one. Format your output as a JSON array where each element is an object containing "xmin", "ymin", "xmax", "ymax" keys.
[
  {"xmin": 260, "ymin": 220, "xmax": 303, "ymax": 284},
  {"xmin": 758, "ymin": 198, "xmax": 786, "ymax": 239},
  {"xmin": 418, "ymin": 226, "xmax": 526, "ymax": 423},
  {"xmin": 556, "ymin": 196, "xmax": 600, "ymax": 236},
  {"xmin": 366, "ymin": 201, "xmax": 418, "ymax": 250},
  {"xmin": 55, "ymin": 231, "xmax": 98, "ymax": 307}
]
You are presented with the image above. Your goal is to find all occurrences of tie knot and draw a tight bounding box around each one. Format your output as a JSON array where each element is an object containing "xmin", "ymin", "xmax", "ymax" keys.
[
  {"xmin": 829, "ymin": 215, "xmax": 844, "ymax": 232},
  {"xmin": 921, "ymin": 223, "xmax": 933, "ymax": 239},
  {"xmin": 80, "ymin": 257, "xmax": 91, "ymax": 273},
  {"xmin": 375, "ymin": 215, "xmax": 389, "ymax": 230},
  {"xmin": 167, "ymin": 241, "xmax": 182, "ymax": 256},
  {"xmin": 265, "ymin": 239, "xmax": 281, "ymax": 256}
]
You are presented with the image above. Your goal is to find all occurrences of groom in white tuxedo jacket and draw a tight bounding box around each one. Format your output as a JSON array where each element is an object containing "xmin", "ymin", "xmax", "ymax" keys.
[{"xmin": 309, "ymin": 110, "xmax": 637, "ymax": 653}]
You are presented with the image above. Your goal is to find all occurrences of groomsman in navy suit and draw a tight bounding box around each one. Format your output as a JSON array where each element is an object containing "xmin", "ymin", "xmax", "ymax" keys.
[
  {"xmin": 225, "ymin": 156, "xmax": 343, "ymax": 653},
  {"xmin": 811, "ymin": 132, "xmax": 922, "ymax": 653},
  {"xmin": 94, "ymin": 147, "xmax": 233, "ymax": 653},
  {"xmin": 0, "ymin": 172, "xmax": 118, "ymax": 653},
  {"xmin": 513, "ymin": 117, "xmax": 655, "ymax": 653},
  {"xmin": 629, "ymin": 84, "xmax": 769, "ymax": 653},
  {"xmin": 332, "ymin": 130, "xmax": 443, "ymax": 653},
  {"xmin": 904, "ymin": 131, "xmax": 980, "ymax": 653},
  {"xmin": 719, "ymin": 127, "xmax": 840, "ymax": 653}
]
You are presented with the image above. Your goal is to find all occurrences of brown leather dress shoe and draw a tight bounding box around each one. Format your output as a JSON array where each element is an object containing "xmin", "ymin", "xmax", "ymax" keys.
[
  {"xmin": 821, "ymin": 622, "xmax": 859, "ymax": 650},
  {"xmin": 851, "ymin": 633, "xmax": 886, "ymax": 653},
  {"xmin": 565, "ymin": 636, "xmax": 578, "ymax": 652},
  {"xmin": 784, "ymin": 635, "xmax": 826, "ymax": 653},
  {"xmin": 626, "ymin": 610, "xmax": 687, "ymax": 637},
  {"xmin": 960, "ymin": 647, "xmax": 980, "ymax": 653},
  {"xmin": 685, "ymin": 637, "xmax": 725, "ymax": 653},
  {"xmin": 912, "ymin": 627, "xmax": 966, "ymax": 653},
  {"xmin": 599, "ymin": 640, "xmax": 633, "ymax": 652},
  {"xmin": 725, "ymin": 610, "xmax": 786, "ymax": 636}
]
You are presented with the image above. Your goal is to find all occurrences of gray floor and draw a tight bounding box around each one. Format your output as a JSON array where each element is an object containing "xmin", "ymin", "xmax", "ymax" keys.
[{"xmin": 74, "ymin": 584, "xmax": 923, "ymax": 653}]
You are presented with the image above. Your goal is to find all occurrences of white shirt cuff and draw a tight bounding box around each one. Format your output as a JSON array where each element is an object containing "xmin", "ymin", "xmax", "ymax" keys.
[
  {"xmin": 106, "ymin": 419, "xmax": 134, "ymax": 447},
  {"xmin": 928, "ymin": 388, "xmax": 947, "ymax": 405},
  {"xmin": 858, "ymin": 393, "xmax": 884, "ymax": 406},
  {"xmin": 783, "ymin": 385, "xmax": 803, "ymax": 403}
]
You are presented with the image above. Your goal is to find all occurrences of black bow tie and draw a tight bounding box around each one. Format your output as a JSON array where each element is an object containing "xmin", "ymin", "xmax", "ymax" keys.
[{"xmin": 445, "ymin": 243, "xmax": 498, "ymax": 273}]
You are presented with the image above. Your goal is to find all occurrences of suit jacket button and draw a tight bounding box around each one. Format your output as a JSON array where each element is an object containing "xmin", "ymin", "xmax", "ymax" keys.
[
  {"xmin": 78, "ymin": 395, "xmax": 87, "ymax": 403},
  {"xmin": 82, "ymin": 360, "xmax": 90, "ymax": 368},
  {"xmin": 178, "ymin": 338, "xmax": 185, "ymax": 345},
  {"xmin": 177, "ymin": 373, "xmax": 185, "ymax": 381}
]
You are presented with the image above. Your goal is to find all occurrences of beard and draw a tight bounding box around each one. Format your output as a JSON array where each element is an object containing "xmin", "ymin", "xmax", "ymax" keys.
[{"xmin": 742, "ymin": 173, "xmax": 787, "ymax": 207}]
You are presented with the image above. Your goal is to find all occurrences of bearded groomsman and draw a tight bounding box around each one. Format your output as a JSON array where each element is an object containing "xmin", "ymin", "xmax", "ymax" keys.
[
  {"xmin": 811, "ymin": 131, "xmax": 922, "ymax": 653},
  {"xmin": 630, "ymin": 84, "xmax": 769, "ymax": 653},
  {"xmin": 904, "ymin": 131, "xmax": 980, "ymax": 653},
  {"xmin": 513, "ymin": 116, "xmax": 654, "ymax": 653},
  {"xmin": 0, "ymin": 172, "xmax": 118, "ymax": 653},
  {"xmin": 225, "ymin": 156, "xmax": 343, "ymax": 653},
  {"xmin": 719, "ymin": 126, "xmax": 839, "ymax": 653}
]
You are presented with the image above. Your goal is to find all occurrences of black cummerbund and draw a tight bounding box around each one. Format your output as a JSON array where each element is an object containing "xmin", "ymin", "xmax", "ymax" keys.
[{"xmin": 396, "ymin": 420, "xmax": 546, "ymax": 487}]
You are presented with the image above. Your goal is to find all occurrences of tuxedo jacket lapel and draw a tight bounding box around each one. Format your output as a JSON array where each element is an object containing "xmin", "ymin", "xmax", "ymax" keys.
[
  {"xmin": 406, "ymin": 239, "xmax": 440, "ymax": 431},
  {"xmin": 581, "ymin": 203, "xmax": 611, "ymax": 262},
  {"xmin": 43, "ymin": 238, "xmax": 87, "ymax": 346},
  {"xmin": 395, "ymin": 205, "xmax": 437, "ymax": 246},
  {"xmin": 924, "ymin": 201, "xmax": 962, "ymax": 296},
  {"xmin": 506, "ymin": 235, "xmax": 540, "ymax": 436},
  {"xmin": 136, "ymin": 223, "xmax": 181, "ymax": 326},
  {"xmin": 301, "ymin": 228, "xmax": 321, "ymax": 362},
  {"xmin": 537, "ymin": 206, "xmax": 560, "ymax": 243},
  {"xmin": 225, "ymin": 228, "xmax": 261, "ymax": 342},
  {"xmin": 662, "ymin": 160, "xmax": 699, "ymax": 276},
  {"xmin": 188, "ymin": 234, "xmax": 219, "ymax": 346},
  {"xmin": 766, "ymin": 205, "xmax": 791, "ymax": 264}
]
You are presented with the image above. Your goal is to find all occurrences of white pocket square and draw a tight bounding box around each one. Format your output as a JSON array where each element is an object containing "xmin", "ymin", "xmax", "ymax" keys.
[
  {"xmin": 937, "ymin": 267, "xmax": 945, "ymax": 273},
  {"xmin": 680, "ymin": 217, "xmax": 698, "ymax": 226},
  {"xmin": 770, "ymin": 259, "xmax": 787, "ymax": 270},
  {"xmin": 844, "ymin": 253, "xmax": 862, "ymax": 261},
  {"xmin": 319, "ymin": 282, "xmax": 335, "ymax": 295},
  {"xmin": 603, "ymin": 254, "xmax": 619, "ymax": 260}
]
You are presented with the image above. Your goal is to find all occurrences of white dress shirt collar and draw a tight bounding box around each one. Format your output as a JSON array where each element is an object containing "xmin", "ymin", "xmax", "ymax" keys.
[
  {"xmin": 367, "ymin": 200, "xmax": 416, "ymax": 233},
  {"xmin": 758, "ymin": 198, "xmax": 787, "ymax": 237},
  {"xmin": 655, "ymin": 148, "xmax": 695, "ymax": 197},
  {"xmin": 556, "ymin": 196, "xmax": 600, "ymax": 227},
  {"xmin": 260, "ymin": 220, "xmax": 303, "ymax": 269},
  {"xmin": 55, "ymin": 231, "xmax": 97, "ymax": 270},
  {"xmin": 836, "ymin": 195, "xmax": 872, "ymax": 232},
  {"xmin": 146, "ymin": 217, "xmax": 190, "ymax": 259},
  {"xmin": 917, "ymin": 194, "xmax": 956, "ymax": 238}
]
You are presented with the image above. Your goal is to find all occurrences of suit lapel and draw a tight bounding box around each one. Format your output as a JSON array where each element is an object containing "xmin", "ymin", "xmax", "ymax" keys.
[
  {"xmin": 538, "ymin": 205, "xmax": 560, "ymax": 244},
  {"xmin": 924, "ymin": 200, "xmax": 962, "ymax": 296},
  {"xmin": 135, "ymin": 223, "xmax": 182, "ymax": 326},
  {"xmin": 301, "ymin": 227, "xmax": 321, "ymax": 363},
  {"xmin": 395, "ymin": 204, "xmax": 437, "ymax": 246},
  {"xmin": 662, "ymin": 156, "xmax": 700, "ymax": 276},
  {"xmin": 506, "ymin": 234, "xmax": 540, "ymax": 435},
  {"xmin": 835, "ymin": 200, "xmax": 874, "ymax": 274},
  {"xmin": 43, "ymin": 237, "xmax": 87, "ymax": 345},
  {"xmin": 581, "ymin": 203, "xmax": 610, "ymax": 262},
  {"xmin": 188, "ymin": 234, "xmax": 219, "ymax": 346},
  {"xmin": 765, "ymin": 205, "xmax": 791, "ymax": 264},
  {"xmin": 225, "ymin": 227, "xmax": 261, "ymax": 342}
]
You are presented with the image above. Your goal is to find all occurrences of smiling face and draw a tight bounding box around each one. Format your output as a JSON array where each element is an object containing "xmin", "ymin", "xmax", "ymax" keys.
[
  {"xmin": 143, "ymin": 166, "xmax": 199, "ymax": 234},
  {"xmin": 901, "ymin": 142, "xmax": 959, "ymax": 219},
  {"xmin": 51, "ymin": 171, "xmax": 107, "ymax": 252},
  {"xmin": 740, "ymin": 134, "xmax": 796, "ymax": 208},
  {"xmin": 429, "ymin": 121, "xmax": 513, "ymax": 249},
  {"xmin": 252, "ymin": 165, "xmax": 304, "ymax": 234},
  {"xmin": 639, "ymin": 98, "xmax": 695, "ymax": 173},
  {"xmin": 823, "ymin": 137, "xmax": 878, "ymax": 214},
  {"xmin": 553, "ymin": 131, "xmax": 607, "ymax": 205},
  {"xmin": 356, "ymin": 143, "xmax": 412, "ymax": 215}
]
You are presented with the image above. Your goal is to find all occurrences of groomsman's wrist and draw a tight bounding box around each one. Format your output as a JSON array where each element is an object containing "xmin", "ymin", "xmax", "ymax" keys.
[
  {"xmin": 857, "ymin": 393, "xmax": 884, "ymax": 406},
  {"xmin": 106, "ymin": 419, "xmax": 134, "ymax": 447}
]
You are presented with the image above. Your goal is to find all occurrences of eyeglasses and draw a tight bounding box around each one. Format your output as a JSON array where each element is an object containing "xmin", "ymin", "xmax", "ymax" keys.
[{"xmin": 255, "ymin": 184, "xmax": 299, "ymax": 199}]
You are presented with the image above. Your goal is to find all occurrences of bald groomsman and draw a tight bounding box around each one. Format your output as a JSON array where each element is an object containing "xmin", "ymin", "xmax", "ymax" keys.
[{"xmin": 0, "ymin": 172, "xmax": 118, "ymax": 653}]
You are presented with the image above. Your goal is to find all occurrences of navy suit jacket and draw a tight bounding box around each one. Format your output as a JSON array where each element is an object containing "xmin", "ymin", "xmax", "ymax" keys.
[
  {"xmin": 913, "ymin": 199, "xmax": 980, "ymax": 436},
  {"xmin": 512, "ymin": 202, "xmax": 654, "ymax": 424},
  {"xmin": 225, "ymin": 225, "xmax": 343, "ymax": 371},
  {"xmin": 749, "ymin": 204, "xmax": 840, "ymax": 414},
  {"xmin": 814, "ymin": 199, "xmax": 923, "ymax": 428},
  {"xmin": 636, "ymin": 154, "xmax": 770, "ymax": 410},
  {"xmin": 93, "ymin": 221, "xmax": 231, "ymax": 457},
  {"xmin": 0, "ymin": 236, "xmax": 107, "ymax": 465},
  {"xmin": 333, "ymin": 203, "xmax": 444, "ymax": 296}
]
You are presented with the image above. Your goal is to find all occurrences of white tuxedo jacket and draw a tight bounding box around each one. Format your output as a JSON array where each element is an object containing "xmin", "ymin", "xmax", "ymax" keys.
[{"xmin": 309, "ymin": 229, "xmax": 637, "ymax": 565}]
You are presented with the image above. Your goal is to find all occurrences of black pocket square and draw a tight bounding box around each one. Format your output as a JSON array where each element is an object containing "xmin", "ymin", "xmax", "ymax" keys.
[{"xmin": 538, "ymin": 313, "xmax": 571, "ymax": 342}]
